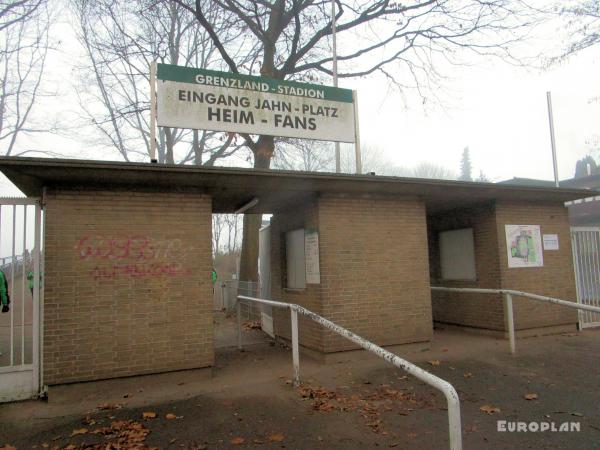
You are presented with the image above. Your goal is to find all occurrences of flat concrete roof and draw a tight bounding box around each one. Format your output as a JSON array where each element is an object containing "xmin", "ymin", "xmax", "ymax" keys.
[{"xmin": 0, "ymin": 156, "xmax": 592, "ymax": 214}]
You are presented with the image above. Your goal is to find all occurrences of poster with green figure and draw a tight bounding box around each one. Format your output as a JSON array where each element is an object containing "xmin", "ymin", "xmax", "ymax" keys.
[{"xmin": 506, "ymin": 225, "xmax": 544, "ymax": 268}]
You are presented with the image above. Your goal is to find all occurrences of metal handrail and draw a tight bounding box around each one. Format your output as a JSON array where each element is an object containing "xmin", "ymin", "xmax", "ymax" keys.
[
  {"xmin": 236, "ymin": 294, "xmax": 462, "ymax": 450},
  {"xmin": 431, "ymin": 287, "xmax": 600, "ymax": 355}
]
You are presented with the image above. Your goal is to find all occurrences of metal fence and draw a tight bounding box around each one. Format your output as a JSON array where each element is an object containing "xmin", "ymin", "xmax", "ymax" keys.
[
  {"xmin": 571, "ymin": 227, "xmax": 600, "ymax": 328},
  {"xmin": 235, "ymin": 281, "xmax": 261, "ymax": 320},
  {"xmin": 0, "ymin": 198, "xmax": 43, "ymax": 403},
  {"xmin": 236, "ymin": 294, "xmax": 463, "ymax": 450}
]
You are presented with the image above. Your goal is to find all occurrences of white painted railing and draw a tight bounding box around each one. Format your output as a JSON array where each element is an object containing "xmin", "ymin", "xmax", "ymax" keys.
[
  {"xmin": 431, "ymin": 287, "xmax": 600, "ymax": 355},
  {"xmin": 236, "ymin": 295, "xmax": 463, "ymax": 450}
]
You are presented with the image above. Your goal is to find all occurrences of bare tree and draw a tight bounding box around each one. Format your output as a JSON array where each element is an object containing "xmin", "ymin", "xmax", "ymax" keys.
[
  {"xmin": 551, "ymin": 1, "xmax": 600, "ymax": 61},
  {"xmin": 0, "ymin": 1, "xmax": 44, "ymax": 34},
  {"xmin": 412, "ymin": 161, "xmax": 456, "ymax": 180},
  {"xmin": 0, "ymin": 0, "xmax": 51, "ymax": 156},
  {"xmin": 168, "ymin": 0, "xmax": 542, "ymax": 281},
  {"xmin": 224, "ymin": 214, "xmax": 241, "ymax": 254},
  {"xmin": 70, "ymin": 0, "xmax": 248, "ymax": 164},
  {"xmin": 212, "ymin": 214, "xmax": 225, "ymax": 256},
  {"xmin": 212, "ymin": 213, "xmax": 242, "ymax": 256},
  {"xmin": 341, "ymin": 143, "xmax": 409, "ymax": 176},
  {"xmin": 272, "ymin": 139, "xmax": 335, "ymax": 172}
]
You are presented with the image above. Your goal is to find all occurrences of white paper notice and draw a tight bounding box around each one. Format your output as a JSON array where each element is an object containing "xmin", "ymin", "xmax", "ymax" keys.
[
  {"xmin": 304, "ymin": 231, "xmax": 320, "ymax": 284},
  {"xmin": 543, "ymin": 234, "xmax": 559, "ymax": 251}
]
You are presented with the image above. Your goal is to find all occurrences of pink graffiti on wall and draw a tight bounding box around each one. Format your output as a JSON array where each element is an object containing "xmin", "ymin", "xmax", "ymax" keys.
[
  {"xmin": 74, "ymin": 235, "xmax": 193, "ymax": 279},
  {"xmin": 75, "ymin": 235, "xmax": 190, "ymax": 261},
  {"xmin": 91, "ymin": 263, "xmax": 190, "ymax": 280}
]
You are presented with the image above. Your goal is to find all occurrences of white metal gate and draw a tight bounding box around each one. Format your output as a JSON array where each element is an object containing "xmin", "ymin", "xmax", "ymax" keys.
[
  {"xmin": 0, "ymin": 198, "xmax": 42, "ymax": 402},
  {"xmin": 571, "ymin": 227, "xmax": 600, "ymax": 329}
]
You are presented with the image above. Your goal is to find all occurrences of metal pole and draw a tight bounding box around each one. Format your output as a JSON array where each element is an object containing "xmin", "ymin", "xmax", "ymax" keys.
[
  {"xmin": 150, "ymin": 61, "xmax": 158, "ymax": 163},
  {"xmin": 32, "ymin": 203, "xmax": 41, "ymax": 394},
  {"xmin": 291, "ymin": 308, "xmax": 300, "ymax": 387},
  {"xmin": 331, "ymin": 0, "xmax": 340, "ymax": 173},
  {"xmin": 504, "ymin": 293, "xmax": 516, "ymax": 355},
  {"xmin": 236, "ymin": 300, "xmax": 242, "ymax": 350},
  {"xmin": 10, "ymin": 205, "xmax": 16, "ymax": 366},
  {"xmin": 546, "ymin": 91, "xmax": 559, "ymax": 187},
  {"xmin": 21, "ymin": 206, "xmax": 26, "ymax": 365},
  {"xmin": 353, "ymin": 90, "xmax": 362, "ymax": 174}
]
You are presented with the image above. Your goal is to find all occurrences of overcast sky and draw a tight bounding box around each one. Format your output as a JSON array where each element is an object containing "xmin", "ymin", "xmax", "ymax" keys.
[
  {"xmin": 1, "ymin": 3, "xmax": 599, "ymax": 196},
  {"xmin": 349, "ymin": 46, "xmax": 600, "ymax": 183}
]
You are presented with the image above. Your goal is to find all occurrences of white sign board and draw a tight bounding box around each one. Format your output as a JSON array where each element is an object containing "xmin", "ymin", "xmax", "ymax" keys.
[
  {"xmin": 304, "ymin": 231, "xmax": 320, "ymax": 284},
  {"xmin": 543, "ymin": 234, "xmax": 559, "ymax": 251},
  {"xmin": 156, "ymin": 64, "xmax": 356, "ymax": 142},
  {"xmin": 505, "ymin": 225, "xmax": 544, "ymax": 268}
]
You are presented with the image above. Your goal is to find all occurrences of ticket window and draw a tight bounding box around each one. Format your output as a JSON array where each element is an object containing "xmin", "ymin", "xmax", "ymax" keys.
[
  {"xmin": 285, "ymin": 229, "xmax": 306, "ymax": 289},
  {"xmin": 439, "ymin": 228, "xmax": 477, "ymax": 281}
]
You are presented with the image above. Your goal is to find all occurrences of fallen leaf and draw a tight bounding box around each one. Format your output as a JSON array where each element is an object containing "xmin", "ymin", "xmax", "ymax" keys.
[
  {"xmin": 571, "ymin": 412, "xmax": 584, "ymax": 417},
  {"xmin": 269, "ymin": 433, "xmax": 285, "ymax": 442},
  {"xmin": 165, "ymin": 413, "xmax": 177, "ymax": 420},
  {"xmin": 523, "ymin": 393, "xmax": 538, "ymax": 400},
  {"xmin": 0, "ymin": 445, "xmax": 17, "ymax": 450},
  {"xmin": 230, "ymin": 437, "xmax": 245, "ymax": 445},
  {"xmin": 480, "ymin": 405, "xmax": 501, "ymax": 414},
  {"xmin": 97, "ymin": 403, "xmax": 121, "ymax": 410},
  {"xmin": 70, "ymin": 428, "xmax": 88, "ymax": 436},
  {"xmin": 242, "ymin": 320, "xmax": 261, "ymax": 330},
  {"xmin": 83, "ymin": 416, "xmax": 96, "ymax": 426},
  {"xmin": 63, "ymin": 445, "xmax": 76, "ymax": 450},
  {"xmin": 142, "ymin": 412, "xmax": 157, "ymax": 419},
  {"xmin": 463, "ymin": 372, "xmax": 473, "ymax": 378},
  {"xmin": 428, "ymin": 360, "xmax": 441, "ymax": 366}
]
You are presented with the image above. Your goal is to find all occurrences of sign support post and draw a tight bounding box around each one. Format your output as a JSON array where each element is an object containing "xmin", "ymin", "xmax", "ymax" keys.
[
  {"xmin": 331, "ymin": 0, "xmax": 340, "ymax": 173},
  {"xmin": 353, "ymin": 90, "xmax": 362, "ymax": 174},
  {"xmin": 546, "ymin": 91, "xmax": 559, "ymax": 187},
  {"xmin": 150, "ymin": 61, "xmax": 158, "ymax": 163}
]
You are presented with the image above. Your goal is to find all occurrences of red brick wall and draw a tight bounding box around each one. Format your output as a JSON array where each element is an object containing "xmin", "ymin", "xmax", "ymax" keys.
[{"xmin": 43, "ymin": 190, "xmax": 214, "ymax": 385}]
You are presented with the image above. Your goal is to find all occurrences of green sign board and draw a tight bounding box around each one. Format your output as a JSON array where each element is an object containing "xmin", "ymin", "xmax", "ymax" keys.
[{"xmin": 156, "ymin": 64, "xmax": 357, "ymax": 143}]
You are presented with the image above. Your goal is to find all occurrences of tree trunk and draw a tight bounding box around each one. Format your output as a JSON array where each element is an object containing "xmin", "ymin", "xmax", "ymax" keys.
[
  {"xmin": 193, "ymin": 129, "xmax": 201, "ymax": 165},
  {"xmin": 165, "ymin": 127, "xmax": 175, "ymax": 164},
  {"xmin": 238, "ymin": 135, "xmax": 274, "ymax": 282}
]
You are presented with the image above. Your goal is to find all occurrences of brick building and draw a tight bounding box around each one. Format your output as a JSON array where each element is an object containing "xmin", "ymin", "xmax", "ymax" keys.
[{"xmin": 0, "ymin": 157, "xmax": 590, "ymax": 388}]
